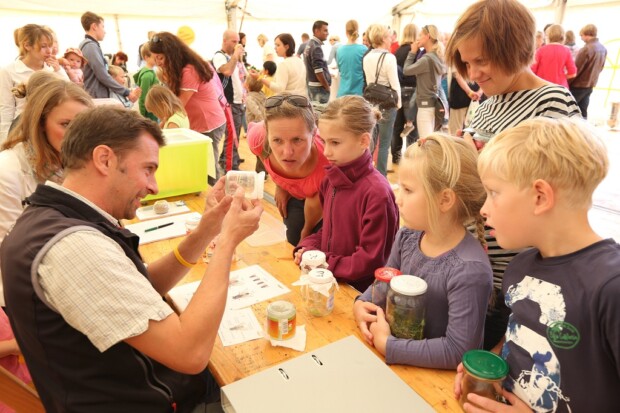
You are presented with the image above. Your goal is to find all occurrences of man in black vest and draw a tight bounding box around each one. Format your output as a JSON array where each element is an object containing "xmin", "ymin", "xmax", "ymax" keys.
[{"xmin": 1, "ymin": 107, "xmax": 262, "ymax": 413}]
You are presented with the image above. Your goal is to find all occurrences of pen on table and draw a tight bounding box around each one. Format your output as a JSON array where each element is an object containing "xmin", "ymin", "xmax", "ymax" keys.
[{"xmin": 144, "ymin": 222, "xmax": 173, "ymax": 232}]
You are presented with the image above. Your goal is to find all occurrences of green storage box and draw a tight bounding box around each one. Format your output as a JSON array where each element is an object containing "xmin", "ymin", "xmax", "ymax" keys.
[{"xmin": 143, "ymin": 128, "xmax": 213, "ymax": 201}]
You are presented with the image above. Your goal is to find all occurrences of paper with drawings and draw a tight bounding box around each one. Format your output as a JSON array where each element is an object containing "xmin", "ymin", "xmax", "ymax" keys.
[
  {"xmin": 167, "ymin": 265, "xmax": 290, "ymax": 313},
  {"xmin": 218, "ymin": 307, "xmax": 264, "ymax": 346},
  {"xmin": 124, "ymin": 212, "xmax": 200, "ymax": 244},
  {"xmin": 227, "ymin": 265, "xmax": 290, "ymax": 310}
]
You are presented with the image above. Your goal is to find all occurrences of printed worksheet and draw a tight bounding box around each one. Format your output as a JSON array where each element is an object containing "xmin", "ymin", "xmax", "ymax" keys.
[
  {"xmin": 218, "ymin": 307, "xmax": 264, "ymax": 346},
  {"xmin": 227, "ymin": 265, "xmax": 290, "ymax": 310},
  {"xmin": 166, "ymin": 265, "xmax": 290, "ymax": 313}
]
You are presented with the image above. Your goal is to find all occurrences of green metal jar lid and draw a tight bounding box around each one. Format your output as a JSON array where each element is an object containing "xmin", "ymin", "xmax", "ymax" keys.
[{"xmin": 462, "ymin": 350, "xmax": 509, "ymax": 380}]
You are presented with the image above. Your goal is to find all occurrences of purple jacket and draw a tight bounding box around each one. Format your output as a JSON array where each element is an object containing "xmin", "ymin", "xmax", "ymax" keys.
[{"xmin": 296, "ymin": 150, "xmax": 399, "ymax": 292}]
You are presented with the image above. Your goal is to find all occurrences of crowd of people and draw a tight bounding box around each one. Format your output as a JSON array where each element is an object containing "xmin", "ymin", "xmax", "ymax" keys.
[{"xmin": 0, "ymin": 1, "xmax": 617, "ymax": 412}]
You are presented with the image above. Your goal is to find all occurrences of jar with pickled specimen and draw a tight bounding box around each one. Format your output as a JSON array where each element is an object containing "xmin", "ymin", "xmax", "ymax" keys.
[
  {"xmin": 266, "ymin": 301, "xmax": 296, "ymax": 340},
  {"xmin": 225, "ymin": 170, "xmax": 265, "ymax": 199},
  {"xmin": 304, "ymin": 268, "xmax": 337, "ymax": 317},
  {"xmin": 371, "ymin": 267, "xmax": 402, "ymax": 309},
  {"xmin": 386, "ymin": 275, "xmax": 427, "ymax": 339},
  {"xmin": 459, "ymin": 350, "xmax": 509, "ymax": 410}
]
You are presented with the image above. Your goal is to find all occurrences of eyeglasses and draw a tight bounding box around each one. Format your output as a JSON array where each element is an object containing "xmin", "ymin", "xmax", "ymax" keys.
[{"xmin": 265, "ymin": 95, "xmax": 310, "ymax": 110}]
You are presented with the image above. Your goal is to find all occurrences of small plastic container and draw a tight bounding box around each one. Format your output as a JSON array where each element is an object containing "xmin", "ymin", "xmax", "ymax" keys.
[
  {"xmin": 386, "ymin": 275, "xmax": 427, "ymax": 340},
  {"xmin": 225, "ymin": 170, "xmax": 265, "ymax": 199},
  {"xmin": 184, "ymin": 215, "xmax": 200, "ymax": 233},
  {"xmin": 371, "ymin": 267, "xmax": 402, "ymax": 309},
  {"xmin": 266, "ymin": 301, "xmax": 296, "ymax": 341},
  {"xmin": 304, "ymin": 268, "xmax": 337, "ymax": 317},
  {"xmin": 299, "ymin": 250, "xmax": 328, "ymax": 275},
  {"xmin": 459, "ymin": 350, "xmax": 509, "ymax": 409}
]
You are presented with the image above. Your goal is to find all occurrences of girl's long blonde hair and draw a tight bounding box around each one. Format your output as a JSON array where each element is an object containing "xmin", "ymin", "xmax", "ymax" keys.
[
  {"xmin": 145, "ymin": 85, "xmax": 187, "ymax": 121},
  {"xmin": 402, "ymin": 134, "xmax": 487, "ymax": 248}
]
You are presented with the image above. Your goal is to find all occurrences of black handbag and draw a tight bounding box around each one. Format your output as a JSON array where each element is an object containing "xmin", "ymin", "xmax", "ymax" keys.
[
  {"xmin": 363, "ymin": 52, "xmax": 398, "ymax": 110},
  {"xmin": 425, "ymin": 58, "xmax": 447, "ymax": 131}
]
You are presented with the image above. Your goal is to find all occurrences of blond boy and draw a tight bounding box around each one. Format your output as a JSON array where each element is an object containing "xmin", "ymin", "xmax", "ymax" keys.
[{"xmin": 456, "ymin": 117, "xmax": 620, "ymax": 412}]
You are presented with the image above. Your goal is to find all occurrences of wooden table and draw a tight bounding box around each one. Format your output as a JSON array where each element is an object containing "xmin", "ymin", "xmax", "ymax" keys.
[{"xmin": 135, "ymin": 193, "xmax": 460, "ymax": 412}]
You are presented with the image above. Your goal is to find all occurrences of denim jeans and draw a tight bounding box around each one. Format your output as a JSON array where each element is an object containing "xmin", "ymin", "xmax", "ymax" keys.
[
  {"xmin": 372, "ymin": 107, "xmax": 397, "ymax": 176},
  {"xmin": 284, "ymin": 197, "xmax": 323, "ymax": 246},
  {"xmin": 308, "ymin": 85, "xmax": 330, "ymax": 104},
  {"xmin": 569, "ymin": 87, "xmax": 593, "ymax": 119}
]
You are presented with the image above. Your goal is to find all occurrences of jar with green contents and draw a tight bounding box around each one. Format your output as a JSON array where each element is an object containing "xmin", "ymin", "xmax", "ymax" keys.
[
  {"xmin": 459, "ymin": 350, "xmax": 509, "ymax": 410},
  {"xmin": 385, "ymin": 275, "xmax": 427, "ymax": 339},
  {"xmin": 371, "ymin": 267, "xmax": 402, "ymax": 309},
  {"xmin": 304, "ymin": 268, "xmax": 337, "ymax": 316}
]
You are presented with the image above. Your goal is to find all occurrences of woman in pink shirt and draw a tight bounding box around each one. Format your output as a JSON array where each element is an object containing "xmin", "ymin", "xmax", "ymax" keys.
[
  {"xmin": 247, "ymin": 94, "xmax": 329, "ymax": 245},
  {"xmin": 531, "ymin": 24, "xmax": 577, "ymax": 88},
  {"xmin": 149, "ymin": 32, "xmax": 228, "ymax": 183}
]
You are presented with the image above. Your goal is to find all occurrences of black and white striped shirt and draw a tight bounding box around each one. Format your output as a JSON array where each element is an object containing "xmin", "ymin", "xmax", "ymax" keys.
[{"xmin": 472, "ymin": 84, "xmax": 581, "ymax": 288}]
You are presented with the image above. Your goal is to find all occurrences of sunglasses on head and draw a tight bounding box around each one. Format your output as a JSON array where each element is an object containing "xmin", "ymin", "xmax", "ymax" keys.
[
  {"xmin": 151, "ymin": 35, "xmax": 162, "ymax": 44},
  {"xmin": 264, "ymin": 95, "xmax": 310, "ymax": 110}
]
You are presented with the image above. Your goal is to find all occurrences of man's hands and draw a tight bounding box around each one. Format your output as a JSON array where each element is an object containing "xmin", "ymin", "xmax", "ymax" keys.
[{"xmin": 219, "ymin": 187, "xmax": 263, "ymax": 248}]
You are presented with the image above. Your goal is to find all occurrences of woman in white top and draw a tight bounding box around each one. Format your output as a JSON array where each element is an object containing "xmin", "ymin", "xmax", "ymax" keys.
[
  {"xmin": 252, "ymin": 33, "xmax": 307, "ymax": 97},
  {"xmin": 362, "ymin": 24, "xmax": 401, "ymax": 176},
  {"xmin": 0, "ymin": 73, "xmax": 92, "ymax": 306},
  {"xmin": 0, "ymin": 24, "xmax": 68, "ymax": 143}
]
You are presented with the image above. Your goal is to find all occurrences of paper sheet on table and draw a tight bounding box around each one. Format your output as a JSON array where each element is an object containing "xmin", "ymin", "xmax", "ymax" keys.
[
  {"xmin": 218, "ymin": 308, "xmax": 264, "ymax": 346},
  {"xmin": 135, "ymin": 201, "xmax": 191, "ymax": 220},
  {"xmin": 245, "ymin": 212, "xmax": 286, "ymax": 247},
  {"xmin": 167, "ymin": 265, "xmax": 290, "ymax": 313},
  {"xmin": 124, "ymin": 212, "xmax": 199, "ymax": 244},
  {"xmin": 269, "ymin": 325, "xmax": 306, "ymax": 352},
  {"xmin": 227, "ymin": 265, "xmax": 290, "ymax": 310}
]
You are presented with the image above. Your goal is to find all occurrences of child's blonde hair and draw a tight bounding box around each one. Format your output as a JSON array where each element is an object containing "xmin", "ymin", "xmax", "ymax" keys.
[
  {"xmin": 246, "ymin": 75, "xmax": 263, "ymax": 93},
  {"xmin": 402, "ymin": 134, "xmax": 487, "ymax": 247},
  {"xmin": 108, "ymin": 65, "xmax": 124, "ymax": 78},
  {"xmin": 145, "ymin": 85, "xmax": 187, "ymax": 120},
  {"xmin": 320, "ymin": 95, "xmax": 381, "ymax": 135},
  {"xmin": 478, "ymin": 117, "xmax": 608, "ymax": 209}
]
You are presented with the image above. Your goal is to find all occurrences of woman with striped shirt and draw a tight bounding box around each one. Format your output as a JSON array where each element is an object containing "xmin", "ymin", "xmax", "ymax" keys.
[{"xmin": 445, "ymin": 0, "xmax": 580, "ymax": 350}]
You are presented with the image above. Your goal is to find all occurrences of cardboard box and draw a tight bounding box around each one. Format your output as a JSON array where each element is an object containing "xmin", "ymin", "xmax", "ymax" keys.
[
  {"xmin": 143, "ymin": 128, "xmax": 213, "ymax": 201},
  {"xmin": 221, "ymin": 335, "xmax": 434, "ymax": 413}
]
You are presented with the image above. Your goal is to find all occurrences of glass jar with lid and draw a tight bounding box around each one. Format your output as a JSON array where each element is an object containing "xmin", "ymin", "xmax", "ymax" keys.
[
  {"xmin": 299, "ymin": 250, "xmax": 328, "ymax": 275},
  {"xmin": 386, "ymin": 275, "xmax": 427, "ymax": 339},
  {"xmin": 459, "ymin": 350, "xmax": 509, "ymax": 409},
  {"xmin": 304, "ymin": 268, "xmax": 337, "ymax": 317},
  {"xmin": 266, "ymin": 301, "xmax": 296, "ymax": 341},
  {"xmin": 371, "ymin": 267, "xmax": 402, "ymax": 309}
]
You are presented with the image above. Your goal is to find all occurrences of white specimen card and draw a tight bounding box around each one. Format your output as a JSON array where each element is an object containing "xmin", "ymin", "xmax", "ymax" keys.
[
  {"xmin": 124, "ymin": 212, "xmax": 200, "ymax": 244},
  {"xmin": 218, "ymin": 307, "xmax": 264, "ymax": 347}
]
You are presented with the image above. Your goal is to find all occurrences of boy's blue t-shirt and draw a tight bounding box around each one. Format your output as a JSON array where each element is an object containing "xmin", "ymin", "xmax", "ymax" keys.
[{"xmin": 502, "ymin": 238, "xmax": 620, "ymax": 412}]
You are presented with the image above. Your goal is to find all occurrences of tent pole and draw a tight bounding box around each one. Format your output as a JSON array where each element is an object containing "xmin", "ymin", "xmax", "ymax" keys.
[
  {"xmin": 239, "ymin": 0, "xmax": 248, "ymax": 33},
  {"xmin": 114, "ymin": 14, "xmax": 122, "ymax": 52}
]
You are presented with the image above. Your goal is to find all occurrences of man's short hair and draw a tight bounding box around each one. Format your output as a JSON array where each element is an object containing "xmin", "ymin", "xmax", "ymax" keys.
[
  {"xmin": 312, "ymin": 20, "xmax": 328, "ymax": 33},
  {"xmin": 580, "ymin": 24, "xmax": 597, "ymax": 37},
  {"xmin": 62, "ymin": 106, "xmax": 165, "ymax": 171},
  {"xmin": 445, "ymin": 0, "xmax": 536, "ymax": 80},
  {"xmin": 478, "ymin": 117, "xmax": 609, "ymax": 209},
  {"xmin": 81, "ymin": 11, "xmax": 103, "ymax": 32}
]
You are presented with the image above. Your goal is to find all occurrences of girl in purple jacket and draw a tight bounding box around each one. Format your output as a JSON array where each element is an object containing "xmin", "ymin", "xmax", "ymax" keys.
[
  {"xmin": 353, "ymin": 135, "xmax": 493, "ymax": 369},
  {"xmin": 294, "ymin": 95, "xmax": 399, "ymax": 292}
]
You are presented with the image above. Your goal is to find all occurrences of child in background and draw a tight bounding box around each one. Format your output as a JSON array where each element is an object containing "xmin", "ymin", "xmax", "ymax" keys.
[
  {"xmin": 295, "ymin": 96, "xmax": 399, "ymax": 292},
  {"xmin": 133, "ymin": 42, "xmax": 159, "ymax": 121},
  {"xmin": 1, "ymin": 308, "xmax": 32, "ymax": 412},
  {"xmin": 61, "ymin": 48, "xmax": 87, "ymax": 86},
  {"xmin": 108, "ymin": 65, "xmax": 132, "ymax": 108},
  {"xmin": 145, "ymin": 85, "xmax": 190, "ymax": 129},
  {"xmin": 456, "ymin": 118, "xmax": 619, "ymax": 413},
  {"xmin": 353, "ymin": 134, "xmax": 492, "ymax": 369},
  {"xmin": 261, "ymin": 61, "xmax": 277, "ymax": 97}
]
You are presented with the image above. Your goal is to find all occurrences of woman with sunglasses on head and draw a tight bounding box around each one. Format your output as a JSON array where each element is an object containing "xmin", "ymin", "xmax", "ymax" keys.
[
  {"xmin": 0, "ymin": 72, "xmax": 93, "ymax": 308},
  {"xmin": 247, "ymin": 93, "xmax": 329, "ymax": 245},
  {"xmin": 149, "ymin": 32, "xmax": 227, "ymax": 182}
]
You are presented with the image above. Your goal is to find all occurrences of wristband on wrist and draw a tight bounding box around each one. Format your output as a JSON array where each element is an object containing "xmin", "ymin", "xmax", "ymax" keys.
[{"xmin": 173, "ymin": 245, "xmax": 196, "ymax": 268}]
